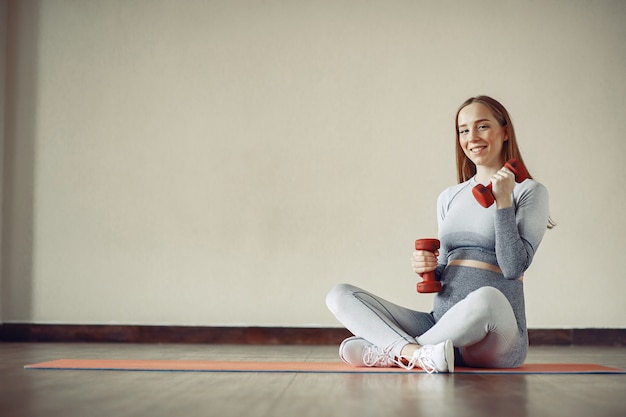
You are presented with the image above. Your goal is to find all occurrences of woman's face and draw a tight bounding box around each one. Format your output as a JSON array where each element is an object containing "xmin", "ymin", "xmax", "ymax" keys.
[{"xmin": 457, "ymin": 102, "xmax": 508, "ymax": 171}]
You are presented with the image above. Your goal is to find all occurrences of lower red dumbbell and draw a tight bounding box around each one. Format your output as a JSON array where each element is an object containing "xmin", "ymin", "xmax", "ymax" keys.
[
  {"xmin": 472, "ymin": 159, "xmax": 529, "ymax": 208},
  {"xmin": 415, "ymin": 238, "xmax": 442, "ymax": 293}
]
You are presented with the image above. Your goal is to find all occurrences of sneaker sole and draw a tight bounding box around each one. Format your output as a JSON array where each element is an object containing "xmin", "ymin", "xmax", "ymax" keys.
[
  {"xmin": 444, "ymin": 339, "xmax": 455, "ymax": 373},
  {"xmin": 338, "ymin": 336, "xmax": 360, "ymax": 365}
]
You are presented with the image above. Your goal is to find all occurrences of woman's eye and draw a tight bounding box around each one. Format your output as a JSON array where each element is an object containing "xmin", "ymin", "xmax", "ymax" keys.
[
  {"xmin": 478, "ymin": 125, "xmax": 489, "ymax": 130},
  {"xmin": 459, "ymin": 129, "xmax": 469, "ymax": 135}
]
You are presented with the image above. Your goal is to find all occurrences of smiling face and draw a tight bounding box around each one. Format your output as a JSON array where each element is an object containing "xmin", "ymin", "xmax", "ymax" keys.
[{"xmin": 457, "ymin": 102, "xmax": 509, "ymax": 175}]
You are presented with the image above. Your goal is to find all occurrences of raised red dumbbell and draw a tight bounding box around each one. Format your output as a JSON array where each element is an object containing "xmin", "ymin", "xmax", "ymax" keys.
[
  {"xmin": 472, "ymin": 159, "xmax": 529, "ymax": 208},
  {"xmin": 414, "ymin": 238, "xmax": 442, "ymax": 293}
]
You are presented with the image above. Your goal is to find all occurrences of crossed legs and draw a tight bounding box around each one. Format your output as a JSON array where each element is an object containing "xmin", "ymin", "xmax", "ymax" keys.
[{"xmin": 326, "ymin": 284, "xmax": 525, "ymax": 367}]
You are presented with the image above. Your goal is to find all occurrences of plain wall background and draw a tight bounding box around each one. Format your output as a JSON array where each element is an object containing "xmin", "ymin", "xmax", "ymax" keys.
[
  {"xmin": 2, "ymin": 0, "xmax": 625, "ymax": 329},
  {"xmin": 0, "ymin": 0, "xmax": 5, "ymax": 321}
]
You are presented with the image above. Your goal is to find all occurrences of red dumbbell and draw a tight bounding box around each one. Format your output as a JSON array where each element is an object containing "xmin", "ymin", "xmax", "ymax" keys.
[
  {"xmin": 414, "ymin": 238, "xmax": 442, "ymax": 293},
  {"xmin": 472, "ymin": 159, "xmax": 529, "ymax": 208}
]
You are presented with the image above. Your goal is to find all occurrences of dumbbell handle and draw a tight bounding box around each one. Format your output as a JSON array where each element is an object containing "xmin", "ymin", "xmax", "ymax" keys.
[
  {"xmin": 415, "ymin": 238, "xmax": 442, "ymax": 293},
  {"xmin": 472, "ymin": 159, "xmax": 529, "ymax": 208}
]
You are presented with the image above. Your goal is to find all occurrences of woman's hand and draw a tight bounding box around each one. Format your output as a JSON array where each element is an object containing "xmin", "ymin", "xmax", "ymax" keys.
[
  {"xmin": 490, "ymin": 166, "xmax": 516, "ymax": 209},
  {"xmin": 411, "ymin": 250, "xmax": 439, "ymax": 277}
]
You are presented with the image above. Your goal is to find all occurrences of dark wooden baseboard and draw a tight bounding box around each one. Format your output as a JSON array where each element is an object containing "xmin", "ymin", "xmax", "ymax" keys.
[
  {"xmin": 528, "ymin": 328, "xmax": 625, "ymax": 346},
  {"xmin": 0, "ymin": 324, "xmax": 624, "ymax": 346},
  {"xmin": 0, "ymin": 324, "xmax": 353, "ymax": 345}
]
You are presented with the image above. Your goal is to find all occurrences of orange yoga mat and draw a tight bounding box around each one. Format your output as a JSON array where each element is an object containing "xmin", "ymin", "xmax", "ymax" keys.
[{"xmin": 24, "ymin": 359, "xmax": 626, "ymax": 374}]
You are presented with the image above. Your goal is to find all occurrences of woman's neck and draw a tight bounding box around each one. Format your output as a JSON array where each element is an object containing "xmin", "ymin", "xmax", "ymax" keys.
[{"xmin": 474, "ymin": 164, "xmax": 502, "ymax": 184}]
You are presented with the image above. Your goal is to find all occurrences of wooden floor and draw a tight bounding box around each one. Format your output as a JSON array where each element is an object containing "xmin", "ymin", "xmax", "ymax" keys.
[{"xmin": 1, "ymin": 343, "xmax": 625, "ymax": 417}]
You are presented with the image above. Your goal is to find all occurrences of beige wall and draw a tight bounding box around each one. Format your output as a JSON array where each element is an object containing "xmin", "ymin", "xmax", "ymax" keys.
[
  {"xmin": 2, "ymin": 0, "xmax": 625, "ymax": 328},
  {"xmin": 0, "ymin": 0, "xmax": 5, "ymax": 320}
]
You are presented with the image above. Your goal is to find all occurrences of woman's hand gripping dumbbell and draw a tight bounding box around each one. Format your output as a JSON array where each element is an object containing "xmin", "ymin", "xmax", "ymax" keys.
[
  {"xmin": 472, "ymin": 159, "xmax": 529, "ymax": 208},
  {"xmin": 413, "ymin": 238, "xmax": 442, "ymax": 293}
]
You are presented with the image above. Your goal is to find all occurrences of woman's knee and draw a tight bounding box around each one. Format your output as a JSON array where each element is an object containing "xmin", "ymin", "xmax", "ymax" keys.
[
  {"xmin": 464, "ymin": 286, "xmax": 509, "ymax": 323},
  {"xmin": 468, "ymin": 286, "xmax": 507, "ymax": 303},
  {"xmin": 325, "ymin": 283, "xmax": 357, "ymax": 314}
]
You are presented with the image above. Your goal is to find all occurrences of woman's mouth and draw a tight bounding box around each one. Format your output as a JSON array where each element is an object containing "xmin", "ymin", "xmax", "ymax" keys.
[{"xmin": 470, "ymin": 146, "xmax": 487, "ymax": 154}]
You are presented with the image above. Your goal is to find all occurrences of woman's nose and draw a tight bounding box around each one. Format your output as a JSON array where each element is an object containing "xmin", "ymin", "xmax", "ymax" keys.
[{"xmin": 469, "ymin": 128, "xmax": 481, "ymax": 140}]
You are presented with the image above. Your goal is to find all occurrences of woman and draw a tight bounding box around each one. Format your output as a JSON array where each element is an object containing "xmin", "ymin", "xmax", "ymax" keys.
[{"xmin": 326, "ymin": 96, "xmax": 551, "ymax": 373}]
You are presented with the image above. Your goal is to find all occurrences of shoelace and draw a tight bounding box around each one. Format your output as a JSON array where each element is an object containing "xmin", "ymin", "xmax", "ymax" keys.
[
  {"xmin": 362, "ymin": 344, "xmax": 442, "ymax": 374},
  {"xmin": 362, "ymin": 345, "xmax": 397, "ymax": 367},
  {"xmin": 398, "ymin": 345, "xmax": 438, "ymax": 374}
]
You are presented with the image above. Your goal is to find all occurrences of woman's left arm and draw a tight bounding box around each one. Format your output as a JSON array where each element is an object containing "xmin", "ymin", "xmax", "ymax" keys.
[{"xmin": 494, "ymin": 181, "xmax": 550, "ymax": 279}]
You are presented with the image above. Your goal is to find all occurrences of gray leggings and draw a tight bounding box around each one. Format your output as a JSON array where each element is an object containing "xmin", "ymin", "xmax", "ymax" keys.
[{"xmin": 326, "ymin": 284, "xmax": 527, "ymax": 368}]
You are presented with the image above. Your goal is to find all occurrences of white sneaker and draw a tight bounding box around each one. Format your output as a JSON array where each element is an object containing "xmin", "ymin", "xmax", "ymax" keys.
[
  {"xmin": 339, "ymin": 337, "xmax": 396, "ymax": 368},
  {"xmin": 400, "ymin": 339, "xmax": 454, "ymax": 374}
]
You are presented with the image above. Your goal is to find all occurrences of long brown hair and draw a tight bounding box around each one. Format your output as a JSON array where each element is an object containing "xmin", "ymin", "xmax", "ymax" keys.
[
  {"xmin": 454, "ymin": 95, "xmax": 555, "ymax": 229},
  {"xmin": 455, "ymin": 95, "xmax": 530, "ymax": 183}
]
